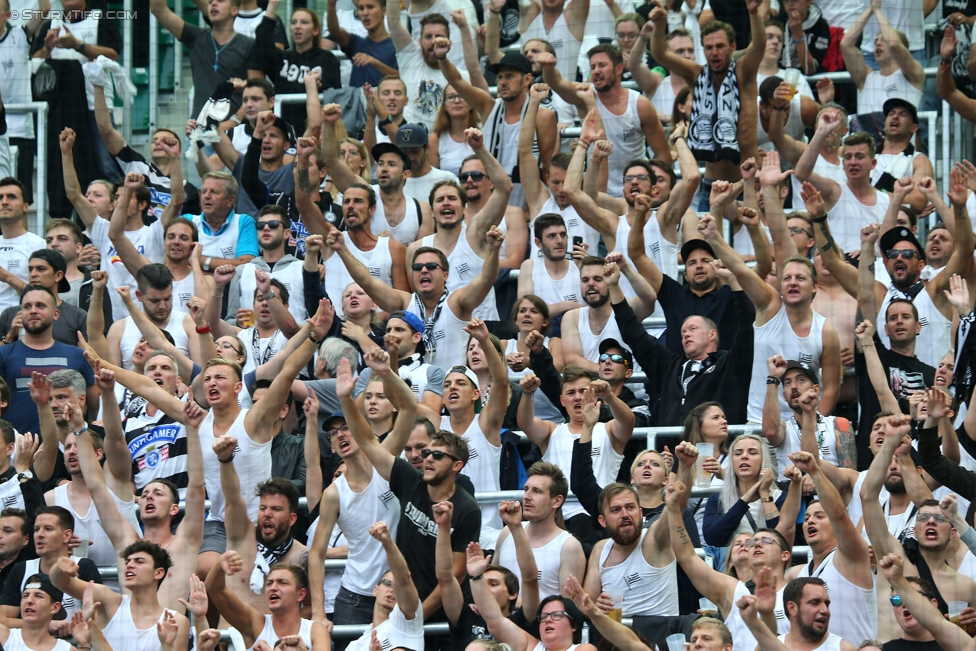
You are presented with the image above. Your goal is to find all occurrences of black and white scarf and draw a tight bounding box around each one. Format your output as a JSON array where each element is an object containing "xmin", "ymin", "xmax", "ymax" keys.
[
  {"xmin": 688, "ymin": 60, "xmax": 741, "ymax": 164},
  {"xmin": 485, "ymin": 98, "xmax": 536, "ymax": 183},
  {"xmin": 413, "ymin": 291, "xmax": 448, "ymax": 355},
  {"xmin": 874, "ymin": 142, "xmax": 915, "ymax": 192},
  {"xmin": 250, "ymin": 535, "xmax": 295, "ymax": 593}
]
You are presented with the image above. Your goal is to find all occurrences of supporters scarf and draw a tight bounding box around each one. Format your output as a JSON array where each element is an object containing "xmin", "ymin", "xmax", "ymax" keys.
[
  {"xmin": 688, "ymin": 61, "xmax": 741, "ymax": 164},
  {"xmin": 414, "ymin": 291, "xmax": 448, "ymax": 356},
  {"xmin": 874, "ymin": 142, "xmax": 915, "ymax": 192},
  {"xmin": 250, "ymin": 536, "xmax": 295, "ymax": 593}
]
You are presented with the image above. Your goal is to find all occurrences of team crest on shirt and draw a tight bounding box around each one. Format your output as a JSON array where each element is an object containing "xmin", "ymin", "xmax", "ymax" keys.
[
  {"xmin": 221, "ymin": 246, "xmax": 235, "ymax": 258},
  {"xmin": 128, "ymin": 424, "xmax": 181, "ymax": 460},
  {"xmin": 2, "ymin": 496, "xmax": 17, "ymax": 508},
  {"xmin": 623, "ymin": 572, "xmax": 642, "ymax": 588},
  {"xmin": 379, "ymin": 490, "xmax": 396, "ymax": 506},
  {"xmin": 456, "ymin": 262, "xmax": 470, "ymax": 275}
]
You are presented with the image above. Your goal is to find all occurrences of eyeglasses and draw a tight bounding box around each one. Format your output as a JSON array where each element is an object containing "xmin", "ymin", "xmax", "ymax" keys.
[
  {"xmin": 599, "ymin": 353, "xmax": 630, "ymax": 367},
  {"xmin": 789, "ymin": 226, "xmax": 813, "ymax": 237},
  {"xmin": 615, "ymin": 32, "xmax": 639, "ymax": 40},
  {"xmin": 378, "ymin": 579, "xmax": 393, "ymax": 587},
  {"xmin": 216, "ymin": 341, "xmax": 242, "ymax": 355},
  {"xmin": 915, "ymin": 512, "xmax": 949, "ymax": 524},
  {"xmin": 412, "ymin": 262, "xmax": 444, "ymax": 272},
  {"xmin": 885, "ymin": 249, "xmax": 918, "ymax": 260},
  {"xmin": 890, "ymin": 591, "xmax": 934, "ymax": 607},
  {"xmin": 624, "ymin": 174, "xmax": 650, "ymax": 183},
  {"xmin": 744, "ymin": 536, "xmax": 780, "ymax": 548},
  {"xmin": 257, "ymin": 220, "xmax": 284, "ymax": 231},
  {"xmin": 444, "ymin": 93, "xmax": 464, "ymax": 102},
  {"xmin": 539, "ymin": 611, "xmax": 569, "ymax": 622},
  {"xmin": 459, "ymin": 171, "xmax": 486, "ymax": 183},
  {"xmin": 326, "ymin": 424, "xmax": 350, "ymax": 440},
  {"xmin": 421, "ymin": 449, "xmax": 459, "ymax": 461}
]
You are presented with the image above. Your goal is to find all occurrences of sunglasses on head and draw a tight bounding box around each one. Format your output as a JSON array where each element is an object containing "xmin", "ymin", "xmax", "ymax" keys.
[
  {"xmin": 599, "ymin": 353, "xmax": 630, "ymax": 367},
  {"xmin": 885, "ymin": 249, "xmax": 918, "ymax": 260},
  {"xmin": 412, "ymin": 262, "xmax": 444, "ymax": 272},
  {"xmin": 257, "ymin": 220, "xmax": 284, "ymax": 231},
  {"xmin": 459, "ymin": 171, "xmax": 486, "ymax": 183},
  {"xmin": 422, "ymin": 449, "xmax": 459, "ymax": 461}
]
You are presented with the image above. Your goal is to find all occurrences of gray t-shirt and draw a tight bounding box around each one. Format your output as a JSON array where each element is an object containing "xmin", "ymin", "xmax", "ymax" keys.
[
  {"xmin": 0, "ymin": 301, "xmax": 88, "ymax": 346},
  {"xmin": 179, "ymin": 24, "xmax": 254, "ymax": 118},
  {"xmin": 232, "ymin": 156, "xmax": 296, "ymax": 217},
  {"xmin": 62, "ymin": 277, "xmax": 84, "ymax": 309},
  {"xmin": 305, "ymin": 379, "xmax": 342, "ymax": 432}
]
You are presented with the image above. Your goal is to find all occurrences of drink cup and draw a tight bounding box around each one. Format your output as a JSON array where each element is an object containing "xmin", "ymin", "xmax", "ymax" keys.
[
  {"xmin": 783, "ymin": 68, "xmax": 802, "ymax": 100},
  {"xmin": 608, "ymin": 589, "xmax": 623, "ymax": 622},
  {"xmin": 696, "ymin": 443, "xmax": 714, "ymax": 487},
  {"xmin": 666, "ymin": 633, "xmax": 686, "ymax": 651},
  {"xmin": 699, "ymin": 597, "xmax": 718, "ymax": 616},
  {"xmin": 948, "ymin": 601, "xmax": 966, "ymax": 628},
  {"xmin": 239, "ymin": 309, "xmax": 255, "ymax": 328}
]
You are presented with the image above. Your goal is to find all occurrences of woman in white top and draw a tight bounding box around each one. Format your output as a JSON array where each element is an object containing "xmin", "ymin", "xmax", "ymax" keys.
[
  {"xmin": 363, "ymin": 375, "xmax": 397, "ymax": 439},
  {"xmin": 427, "ymin": 84, "xmax": 478, "ymax": 176},
  {"xmin": 501, "ymin": 295, "xmax": 564, "ymax": 375}
]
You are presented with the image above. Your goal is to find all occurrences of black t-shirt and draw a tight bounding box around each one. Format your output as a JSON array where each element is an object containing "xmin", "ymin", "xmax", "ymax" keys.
[
  {"xmin": 942, "ymin": 0, "xmax": 976, "ymax": 96},
  {"xmin": 883, "ymin": 638, "xmax": 944, "ymax": 651},
  {"xmin": 114, "ymin": 145, "xmax": 201, "ymax": 218},
  {"xmin": 775, "ymin": 5, "xmax": 830, "ymax": 72},
  {"xmin": 656, "ymin": 277, "xmax": 736, "ymax": 355},
  {"xmin": 388, "ymin": 457, "xmax": 481, "ymax": 602},
  {"xmin": 0, "ymin": 558, "xmax": 101, "ymax": 616},
  {"xmin": 31, "ymin": 16, "xmax": 123, "ymax": 58},
  {"xmin": 453, "ymin": 599, "xmax": 533, "ymax": 649}
]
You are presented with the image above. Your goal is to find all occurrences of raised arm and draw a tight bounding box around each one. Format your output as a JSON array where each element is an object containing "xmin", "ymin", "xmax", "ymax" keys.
[
  {"xmin": 700, "ymin": 208, "xmax": 779, "ymax": 315},
  {"xmin": 319, "ymin": 104, "xmax": 368, "ymax": 193},
  {"xmin": 433, "ymin": 501, "xmax": 464, "ymax": 625},
  {"xmin": 92, "ymin": 84, "xmax": 126, "ymax": 157},
  {"xmin": 516, "ymin": 373, "xmax": 555, "ymax": 452},
  {"xmin": 307, "ymin": 484, "xmax": 339, "ymax": 626},
  {"xmin": 337, "ymin": 356, "xmax": 396, "ymax": 480},
  {"xmin": 451, "ymin": 225, "xmax": 505, "ymax": 318},
  {"xmin": 385, "ymin": 0, "xmax": 414, "ymax": 52},
  {"xmin": 85, "ymin": 273, "xmax": 111, "ymax": 359},
  {"xmin": 647, "ymin": 7, "xmax": 699, "ymax": 85},
  {"xmin": 433, "ymin": 37, "xmax": 494, "ymax": 117},
  {"xmin": 325, "ymin": 0, "xmax": 350, "ymax": 48},
  {"xmin": 466, "ymin": 128, "xmax": 514, "ymax": 243},
  {"xmin": 854, "ymin": 319, "xmax": 901, "ymax": 413},
  {"xmin": 736, "ymin": 0, "xmax": 766, "ymax": 76},
  {"xmin": 938, "ymin": 27, "xmax": 976, "ymax": 122},
  {"xmin": 76, "ymin": 424, "xmax": 138, "ymax": 555},
  {"xmin": 59, "ymin": 128, "xmax": 99, "ymax": 231},
  {"xmin": 629, "ymin": 22, "xmax": 664, "ymax": 97},
  {"xmin": 804, "ymin": 183, "xmax": 860, "ymax": 299},
  {"xmin": 327, "ymin": 230, "xmax": 411, "ymax": 312},
  {"xmin": 467, "ymin": 542, "xmax": 531, "ymax": 651},
  {"xmin": 204, "ymin": 552, "xmax": 264, "ymax": 646},
  {"xmin": 658, "ymin": 129, "xmax": 700, "ymax": 232},
  {"xmin": 840, "ymin": 3, "xmax": 872, "ymax": 89},
  {"xmin": 875, "ymin": 1, "xmax": 924, "ymax": 88},
  {"xmin": 932, "ymin": 165, "xmax": 976, "ymax": 315},
  {"xmin": 521, "ymin": 84, "xmax": 550, "ymax": 216},
  {"xmin": 28, "ymin": 373, "xmax": 60, "ymax": 484},
  {"xmin": 213, "ymin": 433, "xmax": 252, "ymax": 545},
  {"xmin": 626, "ymin": 192, "xmax": 664, "ymax": 292},
  {"xmin": 565, "ymin": 113, "xmax": 620, "ymax": 240},
  {"xmin": 90, "ymin": 369, "xmax": 131, "ymax": 494},
  {"xmin": 566, "ymin": 575, "xmax": 651, "ymax": 651},
  {"xmin": 794, "ymin": 114, "xmax": 844, "ymax": 207},
  {"xmin": 860, "ymin": 416, "xmax": 912, "ymax": 559},
  {"xmin": 372, "ymin": 520, "xmax": 419, "ymax": 619},
  {"xmin": 539, "ymin": 54, "xmax": 588, "ymax": 115}
]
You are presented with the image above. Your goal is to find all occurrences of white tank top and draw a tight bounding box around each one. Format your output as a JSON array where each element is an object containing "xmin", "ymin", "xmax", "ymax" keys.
[
  {"xmin": 858, "ymin": 69, "xmax": 923, "ymax": 115},
  {"xmin": 576, "ymin": 306, "xmax": 631, "ymax": 365},
  {"xmin": 533, "ymin": 644, "xmax": 577, "ymax": 651},
  {"xmin": 199, "ymin": 408, "xmax": 272, "ymax": 522},
  {"xmin": 325, "ymin": 236, "xmax": 393, "ymax": 318},
  {"xmin": 53, "ymin": 484, "xmax": 141, "ymax": 570},
  {"xmin": 119, "ymin": 310, "xmax": 190, "ymax": 371},
  {"xmin": 531, "ymin": 198, "xmax": 601, "ymax": 259},
  {"xmin": 847, "ymin": 469, "xmax": 891, "ymax": 533},
  {"xmin": 957, "ymin": 550, "xmax": 976, "ymax": 581},
  {"xmin": 482, "ymin": 98, "xmax": 521, "ymax": 174},
  {"xmin": 531, "ymin": 259, "xmax": 581, "ymax": 307},
  {"xmin": 421, "ymin": 224, "xmax": 498, "ymax": 320},
  {"xmin": 650, "ymin": 77, "xmax": 680, "ymax": 121},
  {"xmin": 0, "ymin": 26, "xmax": 33, "ymax": 140},
  {"xmin": 238, "ymin": 260, "xmax": 308, "ymax": 324},
  {"xmin": 440, "ymin": 414, "xmax": 502, "ymax": 529},
  {"xmin": 171, "ymin": 272, "xmax": 196, "ymax": 313},
  {"xmin": 797, "ymin": 549, "xmax": 878, "ymax": 644},
  {"xmin": 371, "ymin": 191, "xmax": 422, "ymax": 245},
  {"xmin": 778, "ymin": 632, "xmax": 843, "ymax": 651},
  {"xmin": 757, "ymin": 94, "xmax": 805, "ymax": 152},
  {"xmin": 748, "ymin": 304, "xmax": 827, "ymax": 423},
  {"xmin": 192, "ymin": 212, "xmax": 245, "ymax": 260},
  {"xmin": 231, "ymin": 123, "xmax": 252, "ymax": 155},
  {"xmin": 596, "ymin": 90, "xmax": 647, "ymax": 198},
  {"xmin": 542, "ymin": 422, "xmax": 623, "ymax": 519},
  {"xmin": 101, "ymin": 595, "xmax": 176, "ymax": 651},
  {"xmin": 495, "ymin": 524, "xmax": 573, "ymax": 599},
  {"xmin": 406, "ymin": 295, "xmax": 470, "ymax": 371},
  {"xmin": 520, "ymin": 10, "xmax": 581, "ymax": 82},
  {"xmin": 437, "ymin": 132, "xmax": 474, "ymax": 177},
  {"xmin": 776, "ymin": 415, "xmax": 840, "ymax": 479},
  {"xmin": 725, "ymin": 581, "xmax": 790, "ymax": 651},
  {"xmin": 598, "ymin": 529, "xmax": 679, "ymax": 616},
  {"xmin": 251, "ymin": 614, "xmax": 314, "ymax": 651},
  {"xmin": 2, "ymin": 629, "xmax": 72, "ymax": 651},
  {"xmin": 19, "ymin": 557, "xmax": 84, "ymax": 620},
  {"xmin": 505, "ymin": 339, "xmax": 564, "ymax": 422},
  {"xmin": 336, "ymin": 469, "xmax": 401, "ymax": 595},
  {"xmin": 877, "ymin": 283, "xmax": 952, "ymax": 369},
  {"xmin": 828, "ymin": 184, "xmax": 890, "ymax": 253},
  {"xmin": 791, "ymin": 155, "xmax": 845, "ymax": 206},
  {"xmin": 872, "ymin": 150, "xmax": 923, "ymax": 188}
]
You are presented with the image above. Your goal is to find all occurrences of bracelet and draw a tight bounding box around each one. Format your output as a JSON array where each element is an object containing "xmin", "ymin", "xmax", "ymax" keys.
[
  {"xmin": 309, "ymin": 330, "xmax": 322, "ymax": 344},
  {"xmin": 578, "ymin": 139, "xmax": 592, "ymax": 149},
  {"xmin": 230, "ymin": 114, "xmax": 243, "ymax": 124},
  {"xmin": 793, "ymin": 36, "xmax": 804, "ymax": 44},
  {"xmin": 523, "ymin": 390, "xmax": 537, "ymax": 397},
  {"xmin": 766, "ymin": 376, "xmax": 781, "ymax": 385},
  {"xmin": 195, "ymin": 325, "xmax": 212, "ymax": 334},
  {"xmin": 811, "ymin": 212, "xmax": 828, "ymax": 223},
  {"xmin": 218, "ymin": 453, "xmax": 235, "ymax": 464},
  {"xmin": 772, "ymin": 104, "xmax": 789, "ymax": 111},
  {"xmin": 210, "ymin": 291, "xmax": 224, "ymax": 299},
  {"xmin": 860, "ymin": 342, "xmax": 875, "ymax": 348},
  {"xmin": 470, "ymin": 574, "xmax": 484, "ymax": 581}
]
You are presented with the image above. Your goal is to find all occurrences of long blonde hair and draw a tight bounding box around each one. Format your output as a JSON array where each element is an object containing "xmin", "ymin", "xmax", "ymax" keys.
[
  {"xmin": 719, "ymin": 434, "xmax": 776, "ymax": 522},
  {"xmin": 341, "ymin": 138, "xmax": 371, "ymax": 183},
  {"xmin": 432, "ymin": 85, "xmax": 480, "ymax": 137}
]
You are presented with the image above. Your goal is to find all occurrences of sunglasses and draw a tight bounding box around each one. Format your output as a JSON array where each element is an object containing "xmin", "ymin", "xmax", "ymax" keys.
[
  {"xmin": 624, "ymin": 174, "xmax": 650, "ymax": 183},
  {"xmin": 326, "ymin": 424, "xmax": 350, "ymax": 440},
  {"xmin": 885, "ymin": 249, "xmax": 918, "ymax": 260},
  {"xmin": 459, "ymin": 171, "xmax": 486, "ymax": 183},
  {"xmin": 422, "ymin": 449, "xmax": 459, "ymax": 461},
  {"xmin": 539, "ymin": 611, "xmax": 569, "ymax": 622},
  {"xmin": 412, "ymin": 262, "xmax": 444, "ymax": 272},
  {"xmin": 378, "ymin": 579, "xmax": 393, "ymax": 587},
  {"xmin": 257, "ymin": 220, "xmax": 284, "ymax": 231},
  {"xmin": 789, "ymin": 226, "xmax": 813, "ymax": 237},
  {"xmin": 890, "ymin": 591, "xmax": 934, "ymax": 607},
  {"xmin": 599, "ymin": 353, "xmax": 630, "ymax": 367},
  {"xmin": 915, "ymin": 512, "xmax": 949, "ymax": 523}
]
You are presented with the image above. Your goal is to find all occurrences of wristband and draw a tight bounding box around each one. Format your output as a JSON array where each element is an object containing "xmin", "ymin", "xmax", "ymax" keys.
[
  {"xmin": 379, "ymin": 116, "xmax": 394, "ymax": 127},
  {"xmin": 523, "ymin": 390, "xmax": 537, "ymax": 397},
  {"xmin": 309, "ymin": 330, "xmax": 322, "ymax": 344},
  {"xmin": 942, "ymin": 57, "xmax": 953, "ymax": 67},
  {"xmin": 766, "ymin": 376, "xmax": 781, "ymax": 385},
  {"xmin": 772, "ymin": 104, "xmax": 789, "ymax": 111},
  {"xmin": 793, "ymin": 36, "xmax": 805, "ymax": 44},
  {"xmin": 470, "ymin": 574, "xmax": 484, "ymax": 581},
  {"xmin": 196, "ymin": 325, "xmax": 212, "ymax": 334},
  {"xmin": 811, "ymin": 212, "xmax": 828, "ymax": 223},
  {"xmin": 218, "ymin": 453, "xmax": 236, "ymax": 464},
  {"xmin": 230, "ymin": 114, "xmax": 243, "ymax": 124}
]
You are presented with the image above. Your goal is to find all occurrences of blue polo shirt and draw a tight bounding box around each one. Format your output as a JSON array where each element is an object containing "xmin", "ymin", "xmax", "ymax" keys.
[{"xmin": 191, "ymin": 211, "xmax": 260, "ymax": 259}]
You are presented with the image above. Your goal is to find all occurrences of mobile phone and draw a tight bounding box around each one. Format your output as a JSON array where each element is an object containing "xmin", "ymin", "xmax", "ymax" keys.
[{"xmin": 573, "ymin": 236, "xmax": 583, "ymax": 248}]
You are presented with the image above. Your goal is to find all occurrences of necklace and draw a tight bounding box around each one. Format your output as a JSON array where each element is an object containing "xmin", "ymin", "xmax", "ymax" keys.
[{"xmin": 211, "ymin": 33, "xmax": 232, "ymax": 72}]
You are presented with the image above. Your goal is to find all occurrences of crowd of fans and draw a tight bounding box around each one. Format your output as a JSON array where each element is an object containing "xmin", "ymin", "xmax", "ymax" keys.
[{"xmin": 1, "ymin": 0, "xmax": 976, "ymax": 650}]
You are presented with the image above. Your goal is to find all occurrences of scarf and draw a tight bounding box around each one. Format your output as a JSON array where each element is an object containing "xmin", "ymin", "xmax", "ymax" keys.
[
  {"xmin": 874, "ymin": 142, "xmax": 915, "ymax": 192},
  {"xmin": 485, "ymin": 98, "xmax": 536, "ymax": 183},
  {"xmin": 688, "ymin": 60, "xmax": 741, "ymax": 164},
  {"xmin": 250, "ymin": 535, "xmax": 295, "ymax": 593},
  {"xmin": 413, "ymin": 291, "xmax": 447, "ymax": 356}
]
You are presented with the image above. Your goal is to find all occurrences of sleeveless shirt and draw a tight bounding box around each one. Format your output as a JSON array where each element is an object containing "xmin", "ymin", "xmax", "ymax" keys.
[
  {"xmin": 324, "ymin": 236, "xmax": 393, "ymax": 318},
  {"xmin": 797, "ymin": 549, "xmax": 878, "ymax": 643},
  {"xmin": 596, "ymin": 90, "xmax": 648, "ymax": 198},
  {"xmin": 421, "ymin": 224, "xmax": 498, "ymax": 320},
  {"xmin": 496, "ymin": 524, "xmax": 573, "ymax": 599},
  {"xmin": 406, "ymin": 295, "xmax": 469, "ymax": 371},
  {"xmin": 371, "ymin": 192, "xmax": 422, "ymax": 245},
  {"xmin": 440, "ymin": 414, "xmax": 502, "ymax": 529},
  {"xmin": 877, "ymin": 282, "xmax": 951, "ymax": 369},
  {"xmin": 199, "ymin": 408, "xmax": 272, "ymax": 522},
  {"xmin": 725, "ymin": 581, "xmax": 791, "ymax": 651},
  {"xmin": 2, "ymin": 629, "xmax": 72, "ymax": 651},
  {"xmin": 530, "ymin": 198, "xmax": 601, "ymax": 259},
  {"xmin": 335, "ymin": 469, "xmax": 401, "ymax": 595},
  {"xmin": 119, "ymin": 310, "xmax": 190, "ymax": 371},
  {"xmin": 101, "ymin": 595, "xmax": 177, "ymax": 651},
  {"xmin": 521, "ymin": 11, "xmax": 581, "ymax": 82},
  {"xmin": 828, "ymin": 184, "xmax": 890, "ymax": 253},
  {"xmin": 542, "ymin": 422, "xmax": 623, "ymax": 519},
  {"xmin": 598, "ymin": 529, "xmax": 679, "ymax": 616},
  {"xmin": 251, "ymin": 614, "xmax": 314, "ymax": 651},
  {"xmin": 53, "ymin": 484, "xmax": 140, "ymax": 569},
  {"xmin": 530, "ymin": 259, "xmax": 581, "ymax": 307},
  {"xmin": 858, "ymin": 70, "xmax": 923, "ymax": 115}
]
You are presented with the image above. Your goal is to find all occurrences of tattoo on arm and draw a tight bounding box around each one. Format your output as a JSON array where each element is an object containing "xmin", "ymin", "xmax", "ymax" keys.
[
  {"xmin": 676, "ymin": 525, "xmax": 690, "ymax": 546},
  {"xmin": 298, "ymin": 169, "xmax": 312, "ymax": 194},
  {"xmin": 837, "ymin": 426, "xmax": 857, "ymax": 469},
  {"xmin": 299, "ymin": 549, "xmax": 309, "ymax": 569},
  {"xmin": 818, "ymin": 222, "xmax": 835, "ymax": 252}
]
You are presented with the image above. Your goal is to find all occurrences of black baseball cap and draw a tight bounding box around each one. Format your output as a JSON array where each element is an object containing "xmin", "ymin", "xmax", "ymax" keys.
[
  {"xmin": 487, "ymin": 52, "xmax": 533, "ymax": 75},
  {"xmin": 370, "ymin": 142, "xmax": 410, "ymax": 168},
  {"xmin": 30, "ymin": 249, "xmax": 71, "ymax": 294},
  {"xmin": 396, "ymin": 123, "xmax": 429, "ymax": 149},
  {"xmin": 784, "ymin": 359, "xmax": 820, "ymax": 385},
  {"xmin": 680, "ymin": 239, "xmax": 716, "ymax": 264},
  {"xmin": 23, "ymin": 573, "xmax": 63, "ymax": 605},
  {"xmin": 598, "ymin": 338, "xmax": 633, "ymax": 368},
  {"xmin": 266, "ymin": 116, "xmax": 296, "ymax": 144},
  {"xmin": 883, "ymin": 98, "xmax": 919, "ymax": 125},
  {"xmin": 879, "ymin": 227, "xmax": 925, "ymax": 262}
]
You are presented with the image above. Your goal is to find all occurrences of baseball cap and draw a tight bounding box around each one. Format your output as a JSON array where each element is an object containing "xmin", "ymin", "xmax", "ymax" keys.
[
  {"xmin": 883, "ymin": 98, "xmax": 919, "ymax": 125},
  {"xmin": 446, "ymin": 364, "xmax": 481, "ymax": 390},
  {"xmin": 784, "ymin": 360, "xmax": 820, "ymax": 385},
  {"xmin": 24, "ymin": 573, "xmax": 63, "ymax": 605},
  {"xmin": 389, "ymin": 310, "xmax": 426, "ymax": 335},
  {"xmin": 396, "ymin": 123, "xmax": 429, "ymax": 149},
  {"xmin": 879, "ymin": 227, "xmax": 925, "ymax": 262},
  {"xmin": 370, "ymin": 142, "xmax": 410, "ymax": 168},
  {"xmin": 680, "ymin": 239, "xmax": 716, "ymax": 265},
  {"xmin": 29, "ymin": 249, "xmax": 71, "ymax": 294},
  {"xmin": 323, "ymin": 410, "xmax": 346, "ymax": 430},
  {"xmin": 487, "ymin": 52, "xmax": 533, "ymax": 75},
  {"xmin": 598, "ymin": 338, "xmax": 633, "ymax": 368}
]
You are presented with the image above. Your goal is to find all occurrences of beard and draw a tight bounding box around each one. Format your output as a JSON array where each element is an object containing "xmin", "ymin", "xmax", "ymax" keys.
[
  {"xmin": 260, "ymin": 233, "xmax": 285, "ymax": 252},
  {"xmin": 609, "ymin": 522, "xmax": 641, "ymax": 546},
  {"xmin": 23, "ymin": 319, "xmax": 53, "ymax": 335},
  {"xmin": 884, "ymin": 476, "xmax": 906, "ymax": 494},
  {"xmin": 584, "ymin": 291, "xmax": 609, "ymax": 308},
  {"xmin": 796, "ymin": 616, "xmax": 827, "ymax": 641}
]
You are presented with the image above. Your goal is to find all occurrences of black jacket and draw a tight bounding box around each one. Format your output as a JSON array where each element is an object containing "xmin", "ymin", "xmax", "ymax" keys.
[{"xmin": 614, "ymin": 291, "xmax": 756, "ymax": 425}]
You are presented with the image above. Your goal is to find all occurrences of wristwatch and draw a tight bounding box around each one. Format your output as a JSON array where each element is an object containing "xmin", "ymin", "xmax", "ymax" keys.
[
  {"xmin": 17, "ymin": 470, "xmax": 32, "ymax": 482},
  {"xmin": 203, "ymin": 257, "xmax": 212, "ymax": 272},
  {"xmin": 263, "ymin": 290, "xmax": 277, "ymax": 302}
]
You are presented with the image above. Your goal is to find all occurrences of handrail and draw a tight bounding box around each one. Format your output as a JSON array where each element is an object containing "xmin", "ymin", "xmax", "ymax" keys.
[{"xmin": 5, "ymin": 102, "xmax": 47, "ymax": 235}]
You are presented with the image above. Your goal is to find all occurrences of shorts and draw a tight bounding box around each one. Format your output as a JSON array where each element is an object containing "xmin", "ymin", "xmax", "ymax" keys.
[{"xmin": 200, "ymin": 520, "xmax": 227, "ymax": 554}]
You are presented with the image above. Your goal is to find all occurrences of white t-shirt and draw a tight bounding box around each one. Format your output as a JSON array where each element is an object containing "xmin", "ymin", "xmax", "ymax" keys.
[
  {"xmin": 346, "ymin": 604, "xmax": 425, "ymax": 651},
  {"xmin": 403, "ymin": 167, "xmax": 457, "ymax": 206},
  {"xmin": 0, "ymin": 231, "xmax": 44, "ymax": 312},
  {"xmin": 397, "ymin": 39, "xmax": 469, "ymax": 130},
  {"xmin": 88, "ymin": 218, "xmax": 165, "ymax": 320}
]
